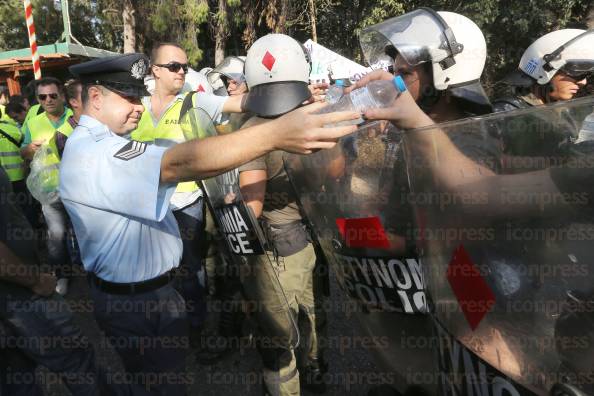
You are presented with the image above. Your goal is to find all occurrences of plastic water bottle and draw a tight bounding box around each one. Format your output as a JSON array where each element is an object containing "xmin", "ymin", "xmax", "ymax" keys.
[
  {"xmin": 325, "ymin": 80, "xmax": 345, "ymax": 104},
  {"xmin": 317, "ymin": 76, "xmax": 407, "ymax": 127},
  {"xmin": 576, "ymin": 112, "xmax": 594, "ymax": 143}
]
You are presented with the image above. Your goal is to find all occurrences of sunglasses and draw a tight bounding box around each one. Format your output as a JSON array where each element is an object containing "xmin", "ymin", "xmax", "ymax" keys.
[
  {"xmin": 38, "ymin": 93, "xmax": 59, "ymax": 101},
  {"xmin": 154, "ymin": 62, "xmax": 189, "ymax": 73}
]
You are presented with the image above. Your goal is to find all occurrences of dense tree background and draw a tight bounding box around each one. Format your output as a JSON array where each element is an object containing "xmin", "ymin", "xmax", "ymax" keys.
[{"xmin": 0, "ymin": 0, "xmax": 592, "ymax": 86}]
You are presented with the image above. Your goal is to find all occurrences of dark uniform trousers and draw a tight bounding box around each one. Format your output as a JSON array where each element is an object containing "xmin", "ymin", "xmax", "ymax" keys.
[
  {"xmin": 172, "ymin": 196, "xmax": 207, "ymax": 329},
  {"xmin": 89, "ymin": 280, "xmax": 189, "ymax": 396},
  {"xmin": 0, "ymin": 281, "xmax": 125, "ymax": 396}
]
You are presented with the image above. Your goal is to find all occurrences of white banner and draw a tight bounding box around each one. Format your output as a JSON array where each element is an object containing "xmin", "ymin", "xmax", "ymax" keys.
[{"xmin": 304, "ymin": 39, "xmax": 372, "ymax": 82}]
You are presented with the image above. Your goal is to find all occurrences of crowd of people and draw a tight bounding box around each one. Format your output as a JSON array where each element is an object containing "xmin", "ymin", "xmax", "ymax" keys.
[{"xmin": 0, "ymin": 6, "xmax": 593, "ymax": 396}]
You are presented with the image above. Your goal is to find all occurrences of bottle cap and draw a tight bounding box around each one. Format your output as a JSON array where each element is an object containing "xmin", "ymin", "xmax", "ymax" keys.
[{"xmin": 393, "ymin": 75, "xmax": 407, "ymax": 92}]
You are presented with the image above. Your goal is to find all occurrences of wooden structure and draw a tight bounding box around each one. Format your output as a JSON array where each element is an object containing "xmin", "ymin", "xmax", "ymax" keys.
[
  {"xmin": 0, "ymin": 44, "xmax": 116, "ymax": 95},
  {"xmin": 0, "ymin": 0, "xmax": 117, "ymax": 95}
]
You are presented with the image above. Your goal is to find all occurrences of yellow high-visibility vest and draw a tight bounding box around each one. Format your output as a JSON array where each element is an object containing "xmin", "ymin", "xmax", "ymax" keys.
[
  {"xmin": 0, "ymin": 122, "xmax": 25, "ymax": 182},
  {"xmin": 41, "ymin": 117, "xmax": 76, "ymax": 193},
  {"xmin": 26, "ymin": 110, "xmax": 73, "ymax": 192},
  {"xmin": 131, "ymin": 93, "xmax": 198, "ymax": 193},
  {"xmin": 26, "ymin": 109, "xmax": 73, "ymax": 143},
  {"xmin": 24, "ymin": 104, "xmax": 42, "ymax": 126},
  {"xmin": 0, "ymin": 104, "xmax": 16, "ymax": 125}
]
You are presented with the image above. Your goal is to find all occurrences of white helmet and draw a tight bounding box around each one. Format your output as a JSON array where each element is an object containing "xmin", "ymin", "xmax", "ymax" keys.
[
  {"xmin": 144, "ymin": 75, "xmax": 155, "ymax": 95},
  {"xmin": 199, "ymin": 67, "xmax": 213, "ymax": 75},
  {"xmin": 360, "ymin": 8, "xmax": 486, "ymax": 90},
  {"xmin": 512, "ymin": 29, "xmax": 594, "ymax": 85},
  {"xmin": 207, "ymin": 56, "xmax": 245, "ymax": 84},
  {"xmin": 243, "ymin": 33, "xmax": 311, "ymax": 117},
  {"xmin": 182, "ymin": 68, "xmax": 214, "ymax": 94}
]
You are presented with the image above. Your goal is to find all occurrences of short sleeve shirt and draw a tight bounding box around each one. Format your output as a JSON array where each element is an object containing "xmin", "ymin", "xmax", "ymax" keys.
[
  {"xmin": 59, "ymin": 115, "xmax": 181, "ymax": 282},
  {"xmin": 239, "ymin": 117, "xmax": 302, "ymax": 225}
]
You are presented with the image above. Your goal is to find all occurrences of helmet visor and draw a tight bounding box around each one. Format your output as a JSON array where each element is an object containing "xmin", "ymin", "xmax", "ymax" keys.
[
  {"xmin": 360, "ymin": 9, "xmax": 453, "ymax": 67},
  {"xmin": 562, "ymin": 60, "xmax": 594, "ymax": 76},
  {"xmin": 545, "ymin": 30, "xmax": 594, "ymax": 72},
  {"xmin": 210, "ymin": 56, "xmax": 245, "ymax": 83}
]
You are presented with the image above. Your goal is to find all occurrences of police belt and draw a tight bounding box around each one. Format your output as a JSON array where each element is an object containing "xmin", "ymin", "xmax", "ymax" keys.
[{"xmin": 88, "ymin": 270, "xmax": 174, "ymax": 295}]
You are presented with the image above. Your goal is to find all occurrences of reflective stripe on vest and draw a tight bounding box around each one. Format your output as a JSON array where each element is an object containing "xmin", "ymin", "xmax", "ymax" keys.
[
  {"xmin": 0, "ymin": 123, "xmax": 25, "ymax": 182},
  {"xmin": 131, "ymin": 94, "xmax": 198, "ymax": 193}
]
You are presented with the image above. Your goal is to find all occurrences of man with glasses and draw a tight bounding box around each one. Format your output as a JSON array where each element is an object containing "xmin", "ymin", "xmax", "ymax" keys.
[
  {"xmin": 20, "ymin": 77, "xmax": 74, "ymax": 295},
  {"xmin": 131, "ymin": 43, "xmax": 251, "ymax": 336}
]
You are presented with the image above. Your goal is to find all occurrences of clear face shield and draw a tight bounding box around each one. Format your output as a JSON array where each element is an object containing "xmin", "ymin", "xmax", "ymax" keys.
[
  {"xmin": 208, "ymin": 56, "xmax": 246, "ymax": 84},
  {"xmin": 359, "ymin": 8, "xmax": 463, "ymax": 69},
  {"xmin": 544, "ymin": 30, "xmax": 594, "ymax": 79}
]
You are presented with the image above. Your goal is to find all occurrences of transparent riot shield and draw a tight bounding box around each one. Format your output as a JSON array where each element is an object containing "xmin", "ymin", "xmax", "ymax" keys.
[
  {"xmin": 284, "ymin": 120, "xmax": 437, "ymax": 395},
  {"xmin": 400, "ymin": 96, "xmax": 594, "ymax": 395},
  {"xmin": 180, "ymin": 108, "xmax": 299, "ymax": 348}
]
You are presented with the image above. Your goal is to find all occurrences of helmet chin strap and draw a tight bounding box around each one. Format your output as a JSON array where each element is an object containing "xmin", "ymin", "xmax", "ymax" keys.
[
  {"xmin": 418, "ymin": 87, "xmax": 444, "ymax": 113},
  {"xmin": 413, "ymin": 65, "xmax": 443, "ymax": 112}
]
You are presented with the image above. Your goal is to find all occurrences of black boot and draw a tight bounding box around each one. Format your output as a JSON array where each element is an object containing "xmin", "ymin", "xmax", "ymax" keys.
[{"xmin": 300, "ymin": 358, "xmax": 328, "ymax": 394}]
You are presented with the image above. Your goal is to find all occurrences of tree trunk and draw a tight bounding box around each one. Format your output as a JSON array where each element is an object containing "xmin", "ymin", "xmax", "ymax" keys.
[
  {"xmin": 214, "ymin": 0, "xmax": 228, "ymax": 65},
  {"xmin": 123, "ymin": 0, "xmax": 136, "ymax": 52},
  {"xmin": 242, "ymin": 0, "xmax": 257, "ymax": 50},
  {"xmin": 587, "ymin": 3, "xmax": 594, "ymax": 29},
  {"xmin": 308, "ymin": 0, "xmax": 317, "ymax": 42},
  {"xmin": 278, "ymin": 0, "xmax": 289, "ymax": 33}
]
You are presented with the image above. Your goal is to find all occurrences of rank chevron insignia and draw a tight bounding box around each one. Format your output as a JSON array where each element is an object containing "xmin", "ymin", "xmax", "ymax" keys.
[{"xmin": 113, "ymin": 141, "xmax": 147, "ymax": 161}]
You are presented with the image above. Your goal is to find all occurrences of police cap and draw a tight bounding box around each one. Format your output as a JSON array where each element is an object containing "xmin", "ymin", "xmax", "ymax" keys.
[{"xmin": 69, "ymin": 53, "xmax": 150, "ymax": 98}]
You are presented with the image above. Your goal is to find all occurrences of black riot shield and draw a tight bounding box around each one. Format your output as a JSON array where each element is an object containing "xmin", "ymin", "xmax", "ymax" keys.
[
  {"xmin": 401, "ymin": 96, "xmax": 594, "ymax": 396},
  {"xmin": 285, "ymin": 120, "xmax": 437, "ymax": 395},
  {"xmin": 180, "ymin": 107, "xmax": 298, "ymax": 346}
]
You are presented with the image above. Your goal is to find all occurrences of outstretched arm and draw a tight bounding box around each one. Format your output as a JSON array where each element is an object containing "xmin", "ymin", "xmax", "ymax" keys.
[
  {"xmin": 347, "ymin": 71, "xmax": 495, "ymax": 189},
  {"xmin": 160, "ymin": 102, "xmax": 359, "ymax": 182}
]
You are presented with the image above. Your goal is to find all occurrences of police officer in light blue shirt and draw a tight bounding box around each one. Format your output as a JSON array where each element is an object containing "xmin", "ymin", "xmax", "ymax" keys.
[
  {"xmin": 61, "ymin": 54, "xmax": 187, "ymax": 395},
  {"xmin": 59, "ymin": 53, "xmax": 358, "ymax": 395}
]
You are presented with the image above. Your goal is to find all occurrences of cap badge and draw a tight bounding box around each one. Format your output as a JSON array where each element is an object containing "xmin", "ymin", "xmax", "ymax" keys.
[
  {"xmin": 262, "ymin": 51, "xmax": 276, "ymax": 71},
  {"xmin": 130, "ymin": 59, "xmax": 147, "ymax": 80}
]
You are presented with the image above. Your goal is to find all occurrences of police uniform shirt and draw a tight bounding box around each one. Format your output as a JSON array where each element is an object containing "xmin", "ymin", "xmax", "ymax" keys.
[
  {"xmin": 59, "ymin": 115, "xmax": 182, "ymax": 283},
  {"xmin": 238, "ymin": 116, "xmax": 302, "ymax": 225}
]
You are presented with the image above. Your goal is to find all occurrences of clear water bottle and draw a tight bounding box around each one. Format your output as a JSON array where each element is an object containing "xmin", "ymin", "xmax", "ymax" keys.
[
  {"xmin": 317, "ymin": 76, "xmax": 407, "ymax": 127},
  {"xmin": 325, "ymin": 79, "xmax": 345, "ymax": 104},
  {"xmin": 576, "ymin": 112, "xmax": 594, "ymax": 143}
]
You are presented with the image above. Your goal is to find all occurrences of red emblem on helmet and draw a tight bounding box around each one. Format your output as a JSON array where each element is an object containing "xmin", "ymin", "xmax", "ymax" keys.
[{"xmin": 262, "ymin": 51, "xmax": 276, "ymax": 71}]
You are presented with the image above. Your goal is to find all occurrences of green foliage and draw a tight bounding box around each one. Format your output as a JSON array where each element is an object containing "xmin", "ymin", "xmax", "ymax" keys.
[
  {"xmin": 0, "ymin": 0, "xmax": 29, "ymax": 51},
  {"xmin": 150, "ymin": 2, "xmax": 173, "ymax": 35},
  {"xmin": 0, "ymin": 0, "xmax": 591, "ymax": 85},
  {"xmin": 360, "ymin": 0, "xmax": 406, "ymax": 29}
]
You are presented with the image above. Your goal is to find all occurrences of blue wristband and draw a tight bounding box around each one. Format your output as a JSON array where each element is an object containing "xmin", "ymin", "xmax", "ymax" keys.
[{"xmin": 393, "ymin": 75, "xmax": 407, "ymax": 92}]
